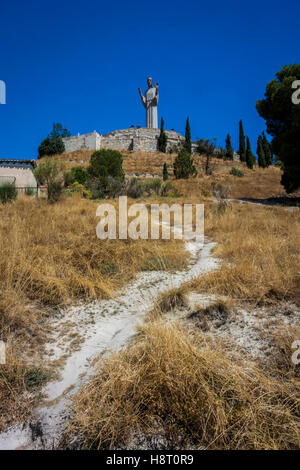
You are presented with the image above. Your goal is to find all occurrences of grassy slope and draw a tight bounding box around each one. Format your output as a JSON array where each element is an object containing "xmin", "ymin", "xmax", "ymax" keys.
[
  {"xmin": 40, "ymin": 149, "xmax": 291, "ymax": 200},
  {"xmin": 0, "ymin": 193, "xmax": 187, "ymax": 431}
]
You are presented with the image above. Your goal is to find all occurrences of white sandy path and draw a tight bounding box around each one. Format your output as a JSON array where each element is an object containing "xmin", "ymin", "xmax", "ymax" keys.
[{"xmin": 0, "ymin": 235, "xmax": 218, "ymax": 450}]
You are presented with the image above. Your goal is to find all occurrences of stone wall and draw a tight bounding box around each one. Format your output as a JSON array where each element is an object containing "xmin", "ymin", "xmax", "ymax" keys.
[
  {"xmin": 63, "ymin": 128, "xmax": 198, "ymax": 154},
  {"xmin": 63, "ymin": 131, "xmax": 101, "ymax": 153}
]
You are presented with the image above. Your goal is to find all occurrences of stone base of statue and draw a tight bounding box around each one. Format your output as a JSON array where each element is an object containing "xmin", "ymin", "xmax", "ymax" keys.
[{"xmin": 63, "ymin": 128, "xmax": 198, "ymax": 154}]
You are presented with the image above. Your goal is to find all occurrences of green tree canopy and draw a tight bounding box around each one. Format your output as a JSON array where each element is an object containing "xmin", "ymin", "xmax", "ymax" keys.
[
  {"xmin": 38, "ymin": 122, "xmax": 70, "ymax": 158},
  {"xmin": 158, "ymin": 117, "xmax": 168, "ymax": 153},
  {"xmin": 257, "ymin": 136, "xmax": 266, "ymax": 168},
  {"xmin": 173, "ymin": 149, "xmax": 197, "ymax": 179},
  {"xmin": 184, "ymin": 117, "xmax": 192, "ymax": 154},
  {"xmin": 163, "ymin": 162, "xmax": 169, "ymax": 181},
  {"xmin": 262, "ymin": 132, "xmax": 273, "ymax": 167},
  {"xmin": 256, "ymin": 64, "xmax": 300, "ymax": 192},
  {"xmin": 246, "ymin": 136, "xmax": 255, "ymax": 169},
  {"xmin": 225, "ymin": 134, "xmax": 234, "ymax": 160},
  {"xmin": 238, "ymin": 120, "xmax": 246, "ymax": 162},
  {"xmin": 88, "ymin": 149, "xmax": 125, "ymax": 181}
]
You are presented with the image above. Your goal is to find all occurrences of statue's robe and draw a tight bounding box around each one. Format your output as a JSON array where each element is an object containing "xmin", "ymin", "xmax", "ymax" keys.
[{"xmin": 140, "ymin": 87, "xmax": 159, "ymax": 129}]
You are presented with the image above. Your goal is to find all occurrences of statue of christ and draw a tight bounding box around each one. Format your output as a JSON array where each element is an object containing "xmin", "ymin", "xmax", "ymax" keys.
[{"xmin": 138, "ymin": 77, "xmax": 159, "ymax": 129}]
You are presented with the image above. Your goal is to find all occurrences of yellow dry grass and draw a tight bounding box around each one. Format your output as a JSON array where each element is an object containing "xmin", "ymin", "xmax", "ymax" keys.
[
  {"xmin": 40, "ymin": 149, "xmax": 290, "ymax": 200},
  {"xmin": 0, "ymin": 193, "xmax": 187, "ymax": 430},
  {"xmin": 188, "ymin": 203, "xmax": 300, "ymax": 303},
  {"xmin": 65, "ymin": 321, "xmax": 300, "ymax": 449}
]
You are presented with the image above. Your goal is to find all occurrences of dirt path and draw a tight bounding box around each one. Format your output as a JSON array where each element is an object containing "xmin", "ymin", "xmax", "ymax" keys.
[{"xmin": 0, "ymin": 235, "xmax": 218, "ymax": 450}]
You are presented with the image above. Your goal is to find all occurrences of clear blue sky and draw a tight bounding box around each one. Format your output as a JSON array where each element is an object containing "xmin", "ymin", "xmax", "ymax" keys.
[{"xmin": 0, "ymin": 0, "xmax": 299, "ymax": 158}]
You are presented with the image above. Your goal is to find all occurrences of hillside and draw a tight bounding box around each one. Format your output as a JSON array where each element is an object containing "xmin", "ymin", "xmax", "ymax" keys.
[{"xmin": 39, "ymin": 149, "xmax": 294, "ymax": 200}]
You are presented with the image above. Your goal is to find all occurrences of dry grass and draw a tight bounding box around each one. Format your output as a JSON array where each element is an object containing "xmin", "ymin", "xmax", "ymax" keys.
[
  {"xmin": 0, "ymin": 194, "xmax": 186, "ymax": 337},
  {"xmin": 188, "ymin": 203, "xmax": 300, "ymax": 303},
  {"xmin": 65, "ymin": 321, "xmax": 300, "ymax": 449},
  {"xmin": 0, "ymin": 194, "xmax": 187, "ymax": 430},
  {"xmin": 40, "ymin": 149, "xmax": 292, "ymax": 200}
]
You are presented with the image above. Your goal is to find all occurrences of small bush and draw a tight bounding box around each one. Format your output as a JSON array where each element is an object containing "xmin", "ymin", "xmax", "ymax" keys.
[
  {"xmin": 25, "ymin": 187, "xmax": 35, "ymax": 196},
  {"xmin": 230, "ymin": 167, "xmax": 244, "ymax": 177},
  {"xmin": 24, "ymin": 367, "xmax": 52, "ymax": 391},
  {"xmin": 126, "ymin": 178, "xmax": 145, "ymax": 199},
  {"xmin": 0, "ymin": 182, "xmax": 17, "ymax": 204},
  {"xmin": 48, "ymin": 181, "xmax": 63, "ymax": 203}
]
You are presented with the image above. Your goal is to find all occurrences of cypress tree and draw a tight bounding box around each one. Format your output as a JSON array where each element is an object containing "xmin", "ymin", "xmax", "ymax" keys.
[
  {"xmin": 184, "ymin": 117, "xmax": 192, "ymax": 154},
  {"xmin": 257, "ymin": 136, "xmax": 266, "ymax": 168},
  {"xmin": 246, "ymin": 136, "xmax": 255, "ymax": 169},
  {"xmin": 262, "ymin": 132, "xmax": 273, "ymax": 166},
  {"xmin": 225, "ymin": 134, "xmax": 234, "ymax": 160},
  {"xmin": 163, "ymin": 162, "xmax": 169, "ymax": 181},
  {"xmin": 158, "ymin": 117, "xmax": 168, "ymax": 153},
  {"xmin": 238, "ymin": 120, "xmax": 246, "ymax": 162}
]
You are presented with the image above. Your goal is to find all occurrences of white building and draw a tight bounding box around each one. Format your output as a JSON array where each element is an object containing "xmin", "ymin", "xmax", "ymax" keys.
[{"xmin": 0, "ymin": 159, "xmax": 37, "ymax": 189}]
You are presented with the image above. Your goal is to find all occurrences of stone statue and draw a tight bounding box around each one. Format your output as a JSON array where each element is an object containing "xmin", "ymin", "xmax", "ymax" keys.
[{"xmin": 138, "ymin": 77, "xmax": 159, "ymax": 129}]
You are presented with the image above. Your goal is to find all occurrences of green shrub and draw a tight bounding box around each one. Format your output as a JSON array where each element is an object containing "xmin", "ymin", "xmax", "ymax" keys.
[
  {"xmin": 160, "ymin": 181, "xmax": 179, "ymax": 197},
  {"xmin": 71, "ymin": 182, "xmax": 92, "ymax": 199},
  {"xmin": 88, "ymin": 149, "xmax": 125, "ymax": 181},
  {"xmin": 24, "ymin": 367, "xmax": 52, "ymax": 391},
  {"xmin": 126, "ymin": 178, "xmax": 145, "ymax": 199},
  {"xmin": 230, "ymin": 167, "xmax": 244, "ymax": 177},
  {"xmin": 25, "ymin": 186, "xmax": 35, "ymax": 196},
  {"xmin": 0, "ymin": 182, "xmax": 17, "ymax": 204},
  {"xmin": 173, "ymin": 149, "xmax": 197, "ymax": 179},
  {"xmin": 48, "ymin": 181, "xmax": 63, "ymax": 203}
]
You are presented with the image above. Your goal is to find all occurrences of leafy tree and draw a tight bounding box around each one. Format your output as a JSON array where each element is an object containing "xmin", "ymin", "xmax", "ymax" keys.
[
  {"xmin": 173, "ymin": 149, "xmax": 197, "ymax": 179},
  {"xmin": 49, "ymin": 122, "xmax": 71, "ymax": 140},
  {"xmin": 34, "ymin": 159, "xmax": 66, "ymax": 202},
  {"xmin": 38, "ymin": 122, "xmax": 70, "ymax": 158},
  {"xmin": 257, "ymin": 136, "xmax": 266, "ymax": 168},
  {"xmin": 163, "ymin": 162, "xmax": 169, "ymax": 181},
  {"xmin": 262, "ymin": 132, "xmax": 273, "ymax": 166},
  {"xmin": 246, "ymin": 136, "xmax": 255, "ymax": 169},
  {"xmin": 87, "ymin": 149, "xmax": 124, "ymax": 198},
  {"xmin": 225, "ymin": 134, "xmax": 234, "ymax": 160},
  {"xmin": 256, "ymin": 64, "xmax": 300, "ymax": 192},
  {"xmin": 184, "ymin": 117, "xmax": 192, "ymax": 154},
  {"xmin": 158, "ymin": 117, "xmax": 168, "ymax": 153},
  {"xmin": 38, "ymin": 137, "xmax": 65, "ymax": 158},
  {"xmin": 88, "ymin": 149, "xmax": 124, "ymax": 181},
  {"xmin": 71, "ymin": 166, "xmax": 88, "ymax": 185},
  {"xmin": 238, "ymin": 120, "xmax": 246, "ymax": 162}
]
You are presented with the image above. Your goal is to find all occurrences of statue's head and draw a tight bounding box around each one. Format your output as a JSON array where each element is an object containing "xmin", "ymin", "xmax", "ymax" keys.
[{"xmin": 147, "ymin": 77, "xmax": 153, "ymax": 88}]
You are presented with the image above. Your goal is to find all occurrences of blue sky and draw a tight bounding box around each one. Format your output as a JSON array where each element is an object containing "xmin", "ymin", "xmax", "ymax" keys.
[{"xmin": 0, "ymin": 0, "xmax": 299, "ymax": 158}]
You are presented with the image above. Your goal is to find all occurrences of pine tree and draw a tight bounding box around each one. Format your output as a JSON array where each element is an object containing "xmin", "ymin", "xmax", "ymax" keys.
[
  {"xmin": 163, "ymin": 162, "xmax": 169, "ymax": 181},
  {"xmin": 158, "ymin": 117, "xmax": 168, "ymax": 153},
  {"xmin": 184, "ymin": 117, "xmax": 192, "ymax": 154},
  {"xmin": 238, "ymin": 120, "xmax": 246, "ymax": 162},
  {"xmin": 246, "ymin": 136, "xmax": 255, "ymax": 169},
  {"xmin": 262, "ymin": 132, "xmax": 273, "ymax": 166},
  {"xmin": 256, "ymin": 136, "xmax": 266, "ymax": 168},
  {"xmin": 225, "ymin": 134, "xmax": 234, "ymax": 160}
]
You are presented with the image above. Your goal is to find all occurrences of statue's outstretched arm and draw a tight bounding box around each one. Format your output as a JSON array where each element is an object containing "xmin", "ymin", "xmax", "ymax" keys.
[{"xmin": 138, "ymin": 87, "xmax": 146, "ymax": 108}]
